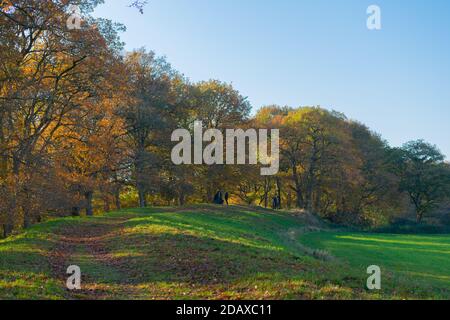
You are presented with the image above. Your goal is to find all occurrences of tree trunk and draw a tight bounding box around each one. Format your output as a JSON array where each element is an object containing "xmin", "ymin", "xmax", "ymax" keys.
[
  {"xmin": 416, "ymin": 210, "xmax": 424, "ymax": 223},
  {"xmin": 0, "ymin": 152, "xmax": 6, "ymax": 179},
  {"xmin": 3, "ymin": 224, "xmax": 13, "ymax": 238},
  {"xmin": 305, "ymin": 142, "xmax": 319, "ymax": 212},
  {"xmin": 138, "ymin": 189, "xmax": 147, "ymax": 208},
  {"xmin": 85, "ymin": 191, "xmax": 94, "ymax": 216},
  {"xmin": 287, "ymin": 192, "xmax": 292, "ymax": 209},
  {"xmin": 295, "ymin": 189, "xmax": 303, "ymax": 208},
  {"xmin": 115, "ymin": 190, "xmax": 121, "ymax": 210},
  {"xmin": 5, "ymin": 157, "xmax": 21, "ymax": 237},
  {"xmin": 314, "ymin": 187, "xmax": 322, "ymax": 213},
  {"xmin": 135, "ymin": 149, "xmax": 148, "ymax": 208},
  {"xmin": 179, "ymin": 193, "xmax": 185, "ymax": 206},
  {"xmin": 23, "ymin": 208, "xmax": 31, "ymax": 229},
  {"xmin": 276, "ymin": 177, "xmax": 282, "ymax": 209},
  {"xmin": 292, "ymin": 165, "xmax": 304, "ymax": 208},
  {"xmin": 22, "ymin": 186, "xmax": 32, "ymax": 228},
  {"xmin": 103, "ymin": 195, "xmax": 111, "ymax": 212},
  {"xmin": 4, "ymin": 218, "xmax": 14, "ymax": 237},
  {"xmin": 263, "ymin": 178, "xmax": 269, "ymax": 208},
  {"xmin": 0, "ymin": 115, "xmax": 7, "ymax": 179},
  {"xmin": 305, "ymin": 184, "xmax": 313, "ymax": 212},
  {"xmin": 206, "ymin": 184, "xmax": 214, "ymax": 203}
]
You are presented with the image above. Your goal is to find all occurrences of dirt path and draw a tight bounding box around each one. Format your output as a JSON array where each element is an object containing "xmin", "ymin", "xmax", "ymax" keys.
[{"xmin": 47, "ymin": 216, "xmax": 135, "ymax": 299}]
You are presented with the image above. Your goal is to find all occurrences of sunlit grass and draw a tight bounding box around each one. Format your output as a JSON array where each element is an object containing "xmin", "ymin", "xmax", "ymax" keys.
[
  {"xmin": 1, "ymin": 205, "xmax": 449, "ymax": 299},
  {"xmin": 300, "ymin": 232, "xmax": 450, "ymax": 293}
]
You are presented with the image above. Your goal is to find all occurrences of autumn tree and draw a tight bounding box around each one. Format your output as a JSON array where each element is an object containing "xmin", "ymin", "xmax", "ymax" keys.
[
  {"xmin": 0, "ymin": 0, "xmax": 127, "ymax": 234},
  {"xmin": 190, "ymin": 80, "xmax": 252, "ymax": 201},
  {"xmin": 275, "ymin": 107, "xmax": 346, "ymax": 211},
  {"xmin": 122, "ymin": 49, "xmax": 189, "ymax": 207}
]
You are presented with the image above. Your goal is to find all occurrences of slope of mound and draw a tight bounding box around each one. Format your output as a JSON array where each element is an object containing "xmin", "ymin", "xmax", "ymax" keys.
[{"xmin": 0, "ymin": 205, "xmax": 448, "ymax": 299}]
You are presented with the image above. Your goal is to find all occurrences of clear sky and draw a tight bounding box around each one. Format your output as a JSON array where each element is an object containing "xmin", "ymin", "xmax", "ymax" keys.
[{"xmin": 94, "ymin": 0, "xmax": 450, "ymax": 157}]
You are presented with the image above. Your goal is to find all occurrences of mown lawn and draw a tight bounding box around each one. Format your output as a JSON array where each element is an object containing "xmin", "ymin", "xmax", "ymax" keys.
[
  {"xmin": 0, "ymin": 205, "xmax": 449, "ymax": 300},
  {"xmin": 300, "ymin": 232, "xmax": 450, "ymax": 296}
]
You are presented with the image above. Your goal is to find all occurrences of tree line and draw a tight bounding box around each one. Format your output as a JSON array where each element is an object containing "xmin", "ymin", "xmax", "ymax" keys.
[{"xmin": 1, "ymin": 0, "xmax": 449, "ymax": 237}]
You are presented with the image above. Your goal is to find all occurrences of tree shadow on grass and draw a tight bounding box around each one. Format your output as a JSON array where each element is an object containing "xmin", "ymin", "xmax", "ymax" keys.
[{"xmin": 108, "ymin": 231, "xmax": 309, "ymax": 286}]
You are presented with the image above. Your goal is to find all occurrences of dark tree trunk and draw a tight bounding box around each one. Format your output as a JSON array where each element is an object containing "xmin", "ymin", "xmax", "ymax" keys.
[
  {"xmin": 292, "ymin": 165, "xmax": 304, "ymax": 208},
  {"xmin": 3, "ymin": 224, "xmax": 13, "ymax": 238},
  {"xmin": 103, "ymin": 195, "xmax": 111, "ymax": 212},
  {"xmin": 135, "ymin": 149, "xmax": 148, "ymax": 208},
  {"xmin": 23, "ymin": 209, "xmax": 31, "ymax": 229},
  {"xmin": 206, "ymin": 184, "xmax": 214, "ymax": 203},
  {"xmin": 0, "ymin": 117, "xmax": 6, "ymax": 179},
  {"xmin": 263, "ymin": 177, "xmax": 271, "ymax": 208},
  {"xmin": 296, "ymin": 190, "xmax": 303, "ymax": 208},
  {"xmin": 22, "ymin": 187, "xmax": 32, "ymax": 228},
  {"xmin": 115, "ymin": 190, "xmax": 121, "ymax": 210},
  {"xmin": 179, "ymin": 192, "xmax": 185, "ymax": 206},
  {"xmin": 0, "ymin": 153, "xmax": 6, "ymax": 179},
  {"xmin": 416, "ymin": 210, "xmax": 424, "ymax": 223},
  {"xmin": 4, "ymin": 157, "xmax": 21, "ymax": 237},
  {"xmin": 314, "ymin": 187, "xmax": 322, "ymax": 213},
  {"xmin": 138, "ymin": 189, "xmax": 147, "ymax": 208},
  {"xmin": 276, "ymin": 177, "xmax": 282, "ymax": 209},
  {"xmin": 287, "ymin": 192, "xmax": 292, "ymax": 209},
  {"xmin": 305, "ymin": 142, "xmax": 320, "ymax": 212},
  {"xmin": 85, "ymin": 191, "xmax": 94, "ymax": 216}
]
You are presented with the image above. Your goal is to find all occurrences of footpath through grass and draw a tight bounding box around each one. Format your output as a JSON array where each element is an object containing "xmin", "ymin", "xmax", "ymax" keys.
[{"xmin": 0, "ymin": 205, "xmax": 449, "ymax": 299}]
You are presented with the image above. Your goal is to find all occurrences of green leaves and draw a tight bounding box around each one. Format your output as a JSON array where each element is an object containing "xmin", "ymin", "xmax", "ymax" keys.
[{"xmin": 391, "ymin": 140, "xmax": 450, "ymax": 222}]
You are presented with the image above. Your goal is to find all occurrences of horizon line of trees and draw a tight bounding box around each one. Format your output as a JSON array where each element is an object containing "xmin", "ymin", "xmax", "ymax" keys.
[{"xmin": 1, "ymin": 0, "xmax": 450, "ymax": 238}]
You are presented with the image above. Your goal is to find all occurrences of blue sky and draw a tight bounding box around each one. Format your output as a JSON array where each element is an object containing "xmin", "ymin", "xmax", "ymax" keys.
[{"xmin": 94, "ymin": 0, "xmax": 450, "ymax": 157}]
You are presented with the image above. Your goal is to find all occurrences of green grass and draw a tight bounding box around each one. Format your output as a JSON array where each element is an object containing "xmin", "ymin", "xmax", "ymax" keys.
[
  {"xmin": 0, "ymin": 205, "xmax": 449, "ymax": 300},
  {"xmin": 300, "ymin": 232, "xmax": 450, "ymax": 296}
]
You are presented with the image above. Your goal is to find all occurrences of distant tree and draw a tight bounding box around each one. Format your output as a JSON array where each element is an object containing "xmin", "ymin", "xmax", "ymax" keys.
[
  {"xmin": 190, "ymin": 80, "xmax": 252, "ymax": 201},
  {"xmin": 254, "ymin": 106, "xmax": 404, "ymax": 226},
  {"xmin": 122, "ymin": 49, "xmax": 185, "ymax": 207},
  {"xmin": 391, "ymin": 140, "xmax": 450, "ymax": 223},
  {"xmin": 278, "ymin": 107, "xmax": 350, "ymax": 211}
]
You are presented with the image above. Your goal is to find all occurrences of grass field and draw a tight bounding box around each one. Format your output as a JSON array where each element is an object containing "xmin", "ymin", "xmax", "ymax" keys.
[{"xmin": 0, "ymin": 205, "xmax": 449, "ymax": 300}]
